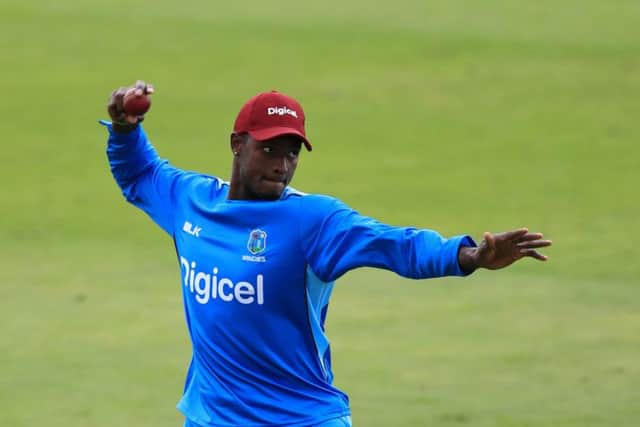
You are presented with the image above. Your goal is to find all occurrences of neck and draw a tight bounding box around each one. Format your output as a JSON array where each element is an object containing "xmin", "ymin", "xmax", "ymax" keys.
[
  {"xmin": 227, "ymin": 183, "xmax": 245, "ymax": 200},
  {"xmin": 227, "ymin": 162, "xmax": 244, "ymax": 200}
]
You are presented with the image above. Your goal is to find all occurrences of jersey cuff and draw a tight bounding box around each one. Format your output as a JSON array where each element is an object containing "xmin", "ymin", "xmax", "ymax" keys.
[{"xmin": 99, "ymin": 119, "xmax": 142, "ymax": 144}]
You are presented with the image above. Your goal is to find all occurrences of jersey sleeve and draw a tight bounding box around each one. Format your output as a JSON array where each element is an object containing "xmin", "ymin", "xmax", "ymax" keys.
[
  {"xmin": 102, "ymin": 121, "xmax": 186, "ymax": 235},
  {"xmin": 300, "ymin": 195, "xmax": 476, "ymax": 282}
]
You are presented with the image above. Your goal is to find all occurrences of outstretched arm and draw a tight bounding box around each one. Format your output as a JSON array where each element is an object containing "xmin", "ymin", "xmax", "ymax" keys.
[
  {"xmin": 458, "ymin": 228, "xmax": 552, "ymax": 273},
  {"xmin": 301, "ymin": 195, "xmax": 477, "ymax": 282}
]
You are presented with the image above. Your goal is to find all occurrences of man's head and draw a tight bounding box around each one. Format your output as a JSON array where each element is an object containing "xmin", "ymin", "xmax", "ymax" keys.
[{"xmin": 228, "ymin": 91, "xmax": 311, "ymax": 201}]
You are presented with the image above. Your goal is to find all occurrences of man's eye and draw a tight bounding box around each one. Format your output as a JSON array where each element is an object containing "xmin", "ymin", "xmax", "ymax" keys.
[
  {"xmin": 288, "ymin": 151, "xmax": 299, "ymax": 159},
  {"xmin": 262, "ymin": 146, "xmax": 273, "ymax": 153}
]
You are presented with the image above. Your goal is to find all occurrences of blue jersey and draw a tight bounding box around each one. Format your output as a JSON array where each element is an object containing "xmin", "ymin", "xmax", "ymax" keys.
[{"xmin": 103, "ymin": 122, "xmax": 475, "ymax": 426}]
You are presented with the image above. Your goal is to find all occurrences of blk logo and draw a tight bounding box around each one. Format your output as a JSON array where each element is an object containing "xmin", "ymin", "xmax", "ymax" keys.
[{"xmin": 183, "ymin": 221, "xmax": 201, "ymax": 237}]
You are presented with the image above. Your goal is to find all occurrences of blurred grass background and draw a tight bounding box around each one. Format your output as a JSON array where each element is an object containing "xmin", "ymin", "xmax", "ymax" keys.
[{"xmin": 1, "ymin": 1, "xmax": 639, "ymax": 426}]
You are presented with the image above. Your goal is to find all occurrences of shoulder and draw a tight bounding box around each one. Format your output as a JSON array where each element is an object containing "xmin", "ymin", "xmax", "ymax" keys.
[
  {"xmin": 282, "ymin": 187, "xmax": 340, "ymax": 207},
  {"xmin": 176, "ymin": 171, "xmax": 229, "ymax": 201},
  {"xmin": 282, "ymin": 190, "xmax": 351, "ymax": 226}
]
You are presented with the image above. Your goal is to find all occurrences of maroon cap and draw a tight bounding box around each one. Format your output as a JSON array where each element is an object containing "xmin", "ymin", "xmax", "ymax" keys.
[{"xmin": 233, "ymin": 91, "xmax": 312, "ymax": 151}]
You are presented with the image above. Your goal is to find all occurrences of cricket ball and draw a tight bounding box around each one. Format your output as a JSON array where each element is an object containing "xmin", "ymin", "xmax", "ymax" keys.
[{"xmin": 123, "ymin": 92, "xmax": 151, "ymax": 116}]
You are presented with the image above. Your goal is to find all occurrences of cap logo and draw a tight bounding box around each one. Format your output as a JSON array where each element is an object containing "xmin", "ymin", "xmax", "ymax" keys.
[{"xmin": 267, "ymin": 106, "xmax": 298, "ymax": 118}]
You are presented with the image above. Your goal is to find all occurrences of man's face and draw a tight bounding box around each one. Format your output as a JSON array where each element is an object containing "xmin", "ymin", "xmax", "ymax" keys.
[{"xmin": 232, "ymin": 134, "xmax": 302, "ymax": 200}]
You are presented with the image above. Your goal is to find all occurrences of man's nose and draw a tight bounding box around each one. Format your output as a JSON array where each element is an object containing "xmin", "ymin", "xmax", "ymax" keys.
[{"xmin": 274, "ymin": 155, "xmax": 289, "ymax": 173}]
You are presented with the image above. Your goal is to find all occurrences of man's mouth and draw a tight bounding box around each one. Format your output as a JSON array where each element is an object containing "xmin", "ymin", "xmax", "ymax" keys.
[{"xmin": 263, "ymin": 177, "xmax": 286, "ymax": 185}]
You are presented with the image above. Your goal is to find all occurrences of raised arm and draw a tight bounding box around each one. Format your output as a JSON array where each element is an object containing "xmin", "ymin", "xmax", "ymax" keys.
[{"xmin": 103, "ymin": 81, "xmax": 187, "ymax": 236}]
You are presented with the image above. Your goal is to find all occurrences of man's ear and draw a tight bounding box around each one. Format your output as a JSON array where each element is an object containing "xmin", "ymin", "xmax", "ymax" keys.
[{"xmin": 230, "ymin": 132, "xmax": 244, "ymax": 156}]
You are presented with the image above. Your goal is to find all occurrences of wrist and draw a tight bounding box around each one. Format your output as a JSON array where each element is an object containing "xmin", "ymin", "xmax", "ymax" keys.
[
  {"xmin": 112, "ymin": 121, "xmax": 139, "ymax": 134},
  {"xmin": 458, "ymin": 246, "xmax": 479, "ymax": 274}
]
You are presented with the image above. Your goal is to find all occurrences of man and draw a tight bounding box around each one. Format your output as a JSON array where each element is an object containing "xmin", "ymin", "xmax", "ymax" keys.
[{"xmin": 103, "ymin": 81, "xmax": 551, "ymax": 427}]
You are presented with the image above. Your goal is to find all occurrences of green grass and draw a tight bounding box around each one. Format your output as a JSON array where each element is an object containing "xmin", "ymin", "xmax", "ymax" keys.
[{"xmin": 1, "ymin": 1, "xmax": 639, "ymax": 426}]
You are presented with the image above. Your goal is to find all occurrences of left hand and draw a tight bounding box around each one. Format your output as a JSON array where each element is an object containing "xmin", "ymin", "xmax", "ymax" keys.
[{"xmin": 460, "ymin": 228, "xmax": 552, "ymax": 272}]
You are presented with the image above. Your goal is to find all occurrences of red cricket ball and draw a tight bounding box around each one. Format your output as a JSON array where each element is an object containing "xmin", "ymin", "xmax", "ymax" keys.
[{"xmin": 123, "ymin": 92, "xmax": 151, "ymax": 116}]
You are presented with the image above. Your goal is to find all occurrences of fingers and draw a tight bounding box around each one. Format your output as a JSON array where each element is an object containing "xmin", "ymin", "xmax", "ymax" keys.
[
  {"xmin": 108, "ymin": 86, "xmax": 129, "ymax": 124},
  {"xmin": 483, "ymin": 231, "xmax": 496, "ymax": 249},
  {"xmin": 134, "ymin": 80, "xmax": 154, "ymax": 96},
  {"xmin": 107, "ymin": 80, "xmax": 153, "ymax": 125},
  {"xmin": 515, "ymin": 230, "xmax": 552, "ymax": 256},
  {"xmin": 519, "ymin": 249, "xmax": 549, "ymax": 261},
  {"xmin": 498, "ymin": 229, "xmax": 551, "ymax": 246},
  {"xmin": 503, "ymin": 227, "xmax": 529, "ymax": 240},
  {"xmin": 517, "ymin": 239, "xmax": 552, "ymax": 249},
  {"xmin": 143, "ymin": 81, "xmax": 154, "ymax": 95},
  {"xmin": 518, "ymin": 232, "xmax": 544, "ymax": 242},
  {"xmin": 518, "ymin": 233, "xmax": 552, "ymax": 261}
]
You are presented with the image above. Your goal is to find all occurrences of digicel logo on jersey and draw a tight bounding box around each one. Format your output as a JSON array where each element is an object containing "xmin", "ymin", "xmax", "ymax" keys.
[{"xmin": 180, "ymin": 256, "xmax": 264, "ymax": 305}]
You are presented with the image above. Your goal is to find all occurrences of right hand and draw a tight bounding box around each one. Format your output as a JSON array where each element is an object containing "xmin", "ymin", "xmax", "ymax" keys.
[{"xmin": 107, "ymin": 80, "xmax": 154, "ymax": 132}]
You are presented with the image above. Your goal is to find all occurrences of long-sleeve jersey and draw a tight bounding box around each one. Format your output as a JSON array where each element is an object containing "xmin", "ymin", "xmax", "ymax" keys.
[{"xmin": 102, "ymin": 121, "xmax": 476, "ymax": 427}]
